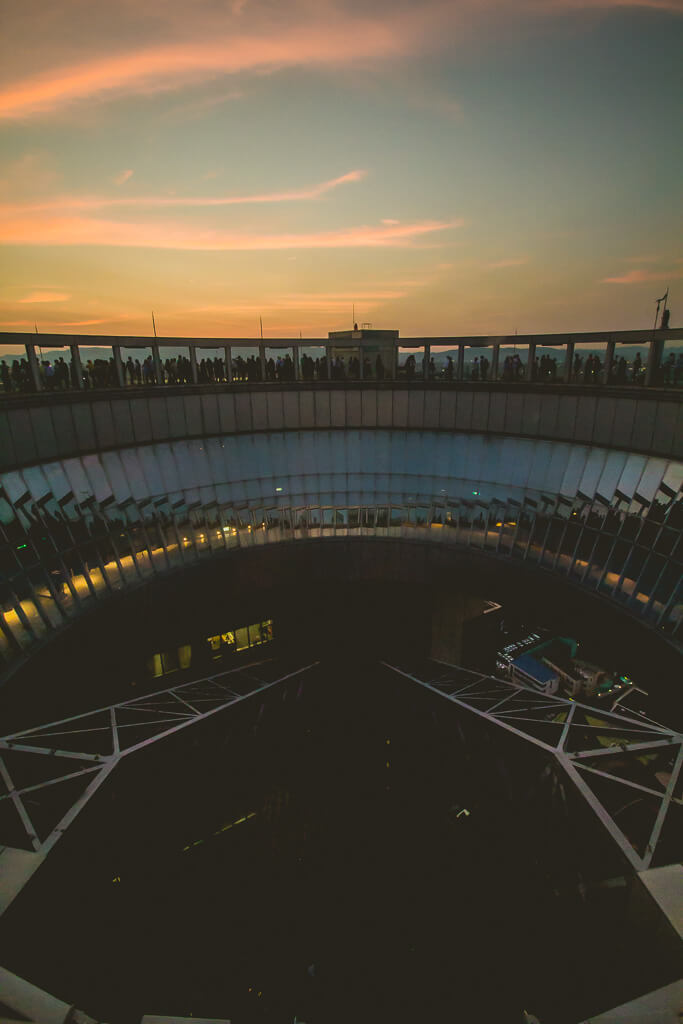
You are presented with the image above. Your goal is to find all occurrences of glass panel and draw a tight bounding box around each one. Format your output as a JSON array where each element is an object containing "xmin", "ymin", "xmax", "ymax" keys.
[
  {"xmin": 231, "ymin": 346, "xmax": 261, "ymax": 383},
  {"xmin": 160, "ymin": 346, "xmax": 192, "ymax": 385},
  {"xmin": 300, "ymin": 345, "xmax": 327, "ymax": 381},
  {"xmin": 571, "ymin": 339, "xmax": 609, "ymax": 385},
  {"xmin": 534, "ymin": 345, "xmax": 564, "ymax": 383},
  {"xmin": 0, "ymin": 349, "xmax": 34, "ymax": 394},
  {"xmin": 265, "ymin": 346, "xmax": 295, "ymax": 381},
  {"xmin": 661, "ymin": 337, "xmax": 683, "ymax": 387},
  {"xmin": 397, "ymin": 347, "xmax": 424, "ymax": 381},
  {"xmin": 463, "ymin": 348, "xmax": 492, "ymax": 382},
  {"xmin": 429, "ymin": 345, "xmax": 457, "ymax": 381},
  {"xmin": 197, "ymin": 347, "xmax": 229, "ymax": 383},
  {"xmin": 121, "ymin": 346, "xmax": 156, "ymax": 386},
  {"xmin": 497, "ymin": 344, "xmax": 527, "ymax": 382}
]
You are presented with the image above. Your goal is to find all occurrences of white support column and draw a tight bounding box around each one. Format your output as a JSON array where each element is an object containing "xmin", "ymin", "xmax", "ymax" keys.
[
  {"xmin": 259, "ymin": 343, "xmax": 267, "ymax": 381},
  {"xmin": 112, "ymin": 344, "xmax": 124, "ymax": 388},
  {"xmin": 293, "ymin": 343, "xmax": 301, "ymax": 381},
  {"xmin": 26, "ymin": 343, "xmax": 42, "ymax": 391},
  {"xmin": 564, "ymin": 340, "xmax": 575, "ymax": 384},
  {"xmin": 527, "ymin": 341, "xmax": 536, "ymax": 381},
  {"xmin": 646, "ymin": 336, "xmax": 663, "ymax": 386},
  {"xmin": 423, "ymin": 343, "xmax": 431, "ymax": 380},
  {"xmin": 457, "ymin": 344, "xmax": 465, "ymax": 380},
  {"xmin": 491, "ymin": 344, "xmax": 500, "ymax": 381},
  {"xmin": 604, "ymin": 338, "xmax": 615, "ymax": 385},
  {"xmin": 152, "ymin": 343, "xmax": 163, "ymax": 386},
  {"xmin": 326, "ymin": 345, "xmax": 332, "ymax": 381},
  {"xmin": 70, "ymin": 342, "xmax": 84, "ymax": 389},
  {"xmin": 189, "ymin": 344, "xmax": 199, "ymax": 384}
]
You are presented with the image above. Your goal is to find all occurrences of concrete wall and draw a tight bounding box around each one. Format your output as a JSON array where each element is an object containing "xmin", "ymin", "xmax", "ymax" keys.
[{"xmin": 2, "ymin": 383, "xmax": 681, "ymax": 471}]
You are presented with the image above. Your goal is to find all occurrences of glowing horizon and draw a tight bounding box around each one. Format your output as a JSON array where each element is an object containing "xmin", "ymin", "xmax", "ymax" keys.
[{"xmin": 1, "ymin": 1, "xmax": 681, "ymax": 339}]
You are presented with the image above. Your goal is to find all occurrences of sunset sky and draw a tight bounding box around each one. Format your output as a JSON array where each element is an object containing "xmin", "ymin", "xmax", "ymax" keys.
[{"xmin": 1, "ymin": 0, "xmax": 681, "ymax": 340}]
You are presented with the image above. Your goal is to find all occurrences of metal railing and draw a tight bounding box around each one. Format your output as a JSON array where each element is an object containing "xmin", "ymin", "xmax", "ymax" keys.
[{"xmin": 1, "ymin": 328, "xmax": 682, "ymax": 395}]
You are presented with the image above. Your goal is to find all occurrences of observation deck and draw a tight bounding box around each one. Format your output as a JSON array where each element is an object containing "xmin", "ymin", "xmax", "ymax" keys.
[{"xmin": 0, "ymin": 328, "xmax": 681, "ymax": 676}]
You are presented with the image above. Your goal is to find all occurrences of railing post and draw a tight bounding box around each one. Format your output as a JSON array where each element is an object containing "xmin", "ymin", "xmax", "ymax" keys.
[
  {"xmin": 604, "ymin": 338, "xmax": 615, "ymax": 385},
  {"xmin": 26, "ymin": 343, "xmax": 43, "ymax": 391},
  {"xmin": 645, "ymin": 336, "xmax": 663, "ymax": 387},
  {"xmin": 423, "ymin": 343, "xmax": 430, "ymax": 380},
  {"xmin": 564, "ymin": 340, "xmax": 574, "ymax": 384},
  {"xmin": 152, "ymin": 342, "xmax": 163, "ymax": 386},
  {"xmin": 259, "ymin": 343, "xmax": 267, "ymax": 381},
  {"xmin": 527, "ymin": 341, "xmax": 536, "ymax": 381},
  {"xmin": 189, "ymin": 344, "xmax": 198, "ymax": 384},
  {"xmin": 112, "ymin": 344, "xmax": 124, "ymax": 388},
  {"xmin": 491, "ymin": 344, "xmax": 500, "ymax": 381},
  {"xmin": 70, "ymin": 342, "xmax": 84, "ymax": 389},
  {"xmin": 457, "ymin": 344, "xmax": 464, "ymax": 381},
  {"xmin": 225, "ymin": 345, "xmax": 232, "ymax": 382}
]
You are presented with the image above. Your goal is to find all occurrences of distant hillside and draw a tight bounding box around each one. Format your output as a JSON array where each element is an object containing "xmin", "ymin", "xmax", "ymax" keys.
[{"xmin": 431, "ymin": 345, "xmax": 683, "ymax": 365}]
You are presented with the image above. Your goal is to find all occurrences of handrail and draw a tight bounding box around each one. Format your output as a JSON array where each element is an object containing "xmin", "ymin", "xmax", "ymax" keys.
[{"xmin": 1, "ymin": 327, "xmax": 681, "ymax": 392}]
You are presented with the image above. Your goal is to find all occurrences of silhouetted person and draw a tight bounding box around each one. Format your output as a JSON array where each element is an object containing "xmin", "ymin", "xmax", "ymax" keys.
[{"xmin": 661, "ymin": 308, "xmax": 670, "ymax": 329}]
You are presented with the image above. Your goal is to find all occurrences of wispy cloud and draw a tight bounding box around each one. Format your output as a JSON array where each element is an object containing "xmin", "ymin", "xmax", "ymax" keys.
[
  {"xmin": 0, "ymin": 18, "xmax": 412, "ymax": 119},
  {"xmin": 58, "ymin": 317, "xmax": 131, "ymax": 326},
  {"xmin": 190, "ymin": 289, "xmax": 409, "ymax": 313},
  {"xmin": 114, "ymin": 169, "xmax": 134, "ymax": 185},
  {"xmin": 0, "ymin": 169, "xmax": 367, "ymax": 215},
  {"xmin": 17, "ymin": 290, "xmax": 71, "ymax": 303},
  {"xmin": 3, "ymin": 0, "xmax": 678, "ymax": 122},
  {"xmin": 0, "ymin": 214, "xmax": 461, "ymax": 251},
  {"xmin": 600, "ymin": 267, "xmax": 683, "ymax": 283}
]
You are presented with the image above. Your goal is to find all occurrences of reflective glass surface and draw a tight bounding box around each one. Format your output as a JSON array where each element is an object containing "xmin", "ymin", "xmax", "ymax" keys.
[{"xmin": 1, "ymin": 431, "xmax": 681, "ymax": 668}]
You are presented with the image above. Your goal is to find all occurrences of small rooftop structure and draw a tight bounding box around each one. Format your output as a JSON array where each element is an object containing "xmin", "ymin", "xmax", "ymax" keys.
[{"xmin": 328, "ymin": 327, "xmax": 399, "ymax": 345}]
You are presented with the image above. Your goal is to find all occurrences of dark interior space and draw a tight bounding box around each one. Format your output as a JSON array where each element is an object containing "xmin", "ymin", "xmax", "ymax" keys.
[
  {"xmin": 2, "ymin": 538, "xmax": 681, "ymax": 733},
  {"xmin": 1, "ymin": 661, "xmax": 680, "ymax": 1024}
]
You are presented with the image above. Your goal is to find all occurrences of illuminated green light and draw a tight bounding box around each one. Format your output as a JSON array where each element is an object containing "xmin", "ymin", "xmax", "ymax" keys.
[
  {"xmin": 472, "ymin": 490, "xmax": 479, "ymax": 496},
  {"xmin": 16, "ymin": 543, "xmax": 28, "ymax": 550}
]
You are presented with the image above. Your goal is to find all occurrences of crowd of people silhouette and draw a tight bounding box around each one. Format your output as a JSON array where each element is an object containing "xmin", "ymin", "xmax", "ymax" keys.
[{"xmin": 1, "ymin": 347, "xmax": 682, "ymax": 394}]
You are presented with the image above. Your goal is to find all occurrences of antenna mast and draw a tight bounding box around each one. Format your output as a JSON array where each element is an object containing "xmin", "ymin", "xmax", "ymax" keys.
[{"xmin": 152, "ymin": 311, "xmax": 157, "ymax": 338}]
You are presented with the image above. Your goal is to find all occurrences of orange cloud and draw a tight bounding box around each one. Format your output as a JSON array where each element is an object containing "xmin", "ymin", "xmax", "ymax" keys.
[
  {"xmin": 114, "ymin": 169, "xmax": 134, "ymax": 185},
  {"xmin": 0, "ymin": 169, "xmax": 367, "ymax": 215},
  {"xmin": 17, "ymin": 290, "xmax": 71, "ymax": 303},
  {"xmin": 0, "ymin": 213, "xmax": 461, "ymax": 250},
  {"xmin": 189, "ymin": 290, "xmax": 410, "ymax": 313},
  {"xmin": 601, "ymin": 268, "xmax": 683, "ymax": 283},
  {"xmin": 58, "ymin": 317, "xmax": 132, "ymax": 326},
  {"xmin": 0, "ymin": 20, "xmax": 411, "ymax": 119}
]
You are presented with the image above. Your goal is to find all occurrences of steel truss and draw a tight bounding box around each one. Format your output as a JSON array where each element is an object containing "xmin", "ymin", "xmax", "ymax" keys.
[
  {"xmin": 0, "ymin": 659, "xmax": 317, "ymax": 855},
  {"xmin": 384, "ymin": 660, "xmax": 683, "ymax": 872}
]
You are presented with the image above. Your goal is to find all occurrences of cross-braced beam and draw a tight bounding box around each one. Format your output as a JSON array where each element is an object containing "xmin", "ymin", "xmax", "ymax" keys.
[
  {"xmin": 384, "ymin": 660, "xmax": 683, "ymax": 872},
  {"xmin": 0, "ymin": 659, "xmax": 318, "ymax": 855}
]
